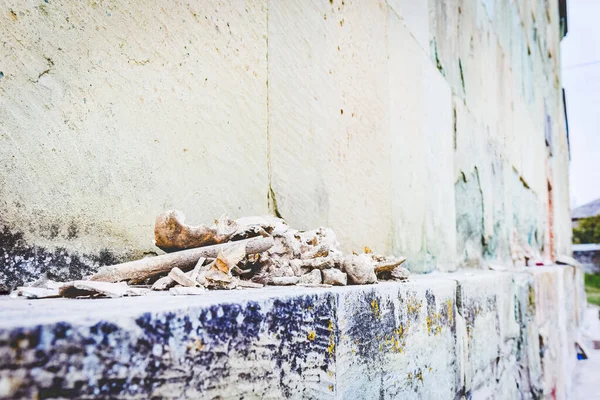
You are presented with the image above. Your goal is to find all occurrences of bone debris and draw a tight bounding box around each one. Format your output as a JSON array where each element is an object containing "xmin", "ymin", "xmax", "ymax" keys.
[
  {"xmin": 12, "ymin": 210, "xmax": 408, "ymax": 299},
  {"xmin": 298, "ymin": 269, "xmax": 322, "ymax": 285},
  {"xmin": 322, "ymin": 268, "xmax": 348, "ymax": 286}
]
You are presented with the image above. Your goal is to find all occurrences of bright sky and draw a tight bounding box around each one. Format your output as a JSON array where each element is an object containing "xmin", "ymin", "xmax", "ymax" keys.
[{"xmin": 561, "ymin": 0, "xmax": 600, "ymax": 208}]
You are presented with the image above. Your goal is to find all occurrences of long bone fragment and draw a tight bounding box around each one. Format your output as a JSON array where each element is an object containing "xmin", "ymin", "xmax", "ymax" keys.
[{"xmin": 90, "ymin": 237, "xmax": 274, "ymax": 284}]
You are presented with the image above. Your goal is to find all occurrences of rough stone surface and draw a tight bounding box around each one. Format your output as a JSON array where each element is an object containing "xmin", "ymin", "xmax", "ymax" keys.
[
  {"xmin": 0, "ymin": 0, "xmax": 269, "ymax": 290},
  {"xmin": 0, "ymin": 265, "xmax": 584, "ymax": 399},
  {"xmin": 0, "ymin": 0, "xmax": 572, "ymax": 289}
]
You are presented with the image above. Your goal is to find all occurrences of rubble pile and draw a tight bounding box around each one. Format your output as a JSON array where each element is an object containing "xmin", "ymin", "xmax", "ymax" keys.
[{"xmin": 11, "ymin": 210, "xmax": 408, "ymax": 299}]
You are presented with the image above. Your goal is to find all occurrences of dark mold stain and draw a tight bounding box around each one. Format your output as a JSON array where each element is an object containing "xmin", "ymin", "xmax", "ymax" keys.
[
  {"xmin": 0, "ymin": 293, "xmax": 337, "ymax": 398},
  {"xmin": 433, "ymin": 40, "xmax": 444, "ymax": 75},
  {"xmin": 66, "ymin": 222, "xmax": 78, "ymax": 240},
  {"xmin": 453, "ymin": 105, "xmax": 457, "ymax": 149},
  {"xmin": 267, "ymin": 186, "xmax": 283, "ymax": 219},
  {"xmin": 0, "ymin": 224, "xmax": 122, "ymax": 292},
  {"xmin": 345, "ymin": 290, "xmax": 395, "ymax": 375},
  {"xmin": 459, "ymin": 58, "xmax": 465, "ymax": 92}
]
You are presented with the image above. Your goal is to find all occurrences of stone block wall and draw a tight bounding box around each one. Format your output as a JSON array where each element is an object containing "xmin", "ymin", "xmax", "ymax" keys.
[
  {"xmin": 0, "ymin": 0, "xmax": 570, "ymax": 289},
  {"xmin": 0, "ymin": 265, "xmax": 583, "ymax": 399}
]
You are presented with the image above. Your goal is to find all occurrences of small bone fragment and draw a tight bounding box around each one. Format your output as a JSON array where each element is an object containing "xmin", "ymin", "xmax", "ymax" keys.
[
  {"xmin": 232, "ymin": 215, "xmax": 288, "ymax": 239},
  {"xmin": 322, "ymin": 268, "xmax": 347, "ymax": 286},
  {"xmin": 154, "ymin": 210, "xmax": 238, "ymax": 252},
  {"xmin": 170, "ymin": 286, "xmax": 206, "ymax": 296},
  {"xmin": 204, "ymin": 268, "xmax": 233, "ymax": 283},
  {"xmin": 250, "ymin": 273, "xmax": 271, "ymax": 286},
  {"xmin": 289, "ymin": 259, "xmax": 309, "ymax": 277},
  {"xmin": 63, "ymin": 281, "xmax": 147, "ymax": 298},
  {"xmin": 189, "ymin": 257, "xmax": 206, "ymax": 282},
  {"xmin": 299, "ymin": 227, "xmax": 339, "ymax": 249},
  {"xmin": 196, "ymin": 271, "xmax": 207, "ymax": 286},
  {"xmin": 236, "ymin": 280, "xmax": 264, "ymax": 289},
  {"xmin": 269, "ymin": 231, "xmax": 302, "ymax": 258},
  {"xmin": 76, "ymin": 281, "xmax": 150, "ymax": 297},
  {"xmin": 268, "ymin": 263, "xmax": 295, "ymax": 278},
  {"xmin": 168, "ymin": 267, "xmax": 198, "ymax": 287},
  {"xmin": 270, "ymin": 276, "xmax": 299, "ymax": 286},
  {"xmin": 126, "ymin": 287, "xmax": 151, "ymax": 296},
  {"xmin": 214, "ymin": 243, "xmax": 246, "ymax": 274},
  {"xmin": 301, "ymin": 244, "xmax": 330, "ymax": 260},
  {"xmin": 289, "ymin": 256, "xmax": 337, "ymax": 272},
  {"xmin": 231, "ymin": 266, "xmax": 253, "ymax": 276},
  {"xmin": 342, "ymin": 254, "xmax": 377, "ymax": 285},
  {"xmin": 152, "ymin": 276, "xmax": 175, "ymax": 290},
  {"xmin": 74, "ymin": 281, "xmax": 128, "ymax": 298},
  {"xmin": 298, "ymin": 269, "xmax": 322, "ymax": 285},
  {"xmin": 90, "ymin": 237, "xmax": 273, "ymax": 283},
  {"xmin": 16, "ymin": 286, "xmax": 60, "ymax": 299},
  {"xmin": 374, "ymin": 256, "xmax": 406, "ymax": 273},
  {"xmin": 390, "ymin": 266, "xmax": 410, "ymax": 281},
  {"xmin": 202, "ymin": 243, "xmax": 246, "ymax": 286}
]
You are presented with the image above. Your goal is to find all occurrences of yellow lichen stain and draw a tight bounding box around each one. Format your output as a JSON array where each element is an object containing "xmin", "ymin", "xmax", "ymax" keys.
[
  {"xmin": 407, "ymin": 372, "xmax": 412, "ymax": 380},
  {"xmin": 364, "ymin": 246, "xmax": 372, "ymax": 254},
  {"xmin": 396, "ymin": 325, "xmax": 404, "ymax": 338},
  {"xmin": 328, "ymin": 385, "xmax": 334, "ymax": 392},
  {"xmin": 307, "ymin": 331, "xmax": 316, "ymax": 341},
  {"xmin": 186, "ymin": 338, "xmax": 204, "ymax": 352},
  {"xmin": 328, "ymin": 370, "xmax": 334, "ymax": 377},
  {"xmin": 307, "ymin": 306, "xmax": 312, "ymax": 312},
  {"xmin": 371, "ymin": 299, "xmax": 381, "ymax": 319},
  {"xmin": 428, "ymin": 367, "xmax": 433, "ymax": 372},
  {"xmin": 406, "ymin": 297, "xmax": 422, "ymax": 318},
  {"xmin": 417, "ymin": 369, "xmax": 423, "ymax": 382},
  {"xmin": 381, "ymin": 326, "xmax": 406, "ymax": 353},
  {"xmin": 327, "ymin": 341, "xmax": 335, "ymax": 354},
  {"xmin": 446, "ymin": 299, "xmax": 454, "ymax": 324},
  {"xmin": 327, "ymin": 320, "xmax": 335, "ymax": 355}
]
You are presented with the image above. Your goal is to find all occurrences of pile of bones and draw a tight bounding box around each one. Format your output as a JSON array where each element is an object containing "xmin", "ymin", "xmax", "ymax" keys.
[{"xmin": 12, "ymin": 211, "xmax": 409, "ymax": 299}]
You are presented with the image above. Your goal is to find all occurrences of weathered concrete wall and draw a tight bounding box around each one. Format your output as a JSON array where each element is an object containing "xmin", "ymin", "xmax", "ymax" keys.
[
  {"xmin": 0, "ymin": 265, "xmax": 583, "ymax": 399},
  {"xmin": 0, "ymin": 0, "xmax": 570, "ymax": 289}
]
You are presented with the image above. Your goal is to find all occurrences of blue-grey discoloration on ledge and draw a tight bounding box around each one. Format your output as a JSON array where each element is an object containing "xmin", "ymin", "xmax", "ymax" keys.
[
  {"xmin": 0, "ymin": 224, "xmax": 124, "ymax": 293},
  {"xmin": 0, "ymin": 267, "xmax": 585, "ymax": 399}
]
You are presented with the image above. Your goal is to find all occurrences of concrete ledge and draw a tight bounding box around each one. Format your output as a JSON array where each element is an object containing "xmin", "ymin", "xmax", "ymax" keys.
[{"xmin": 0, "ymin": 266, "xmax": 582, "ymax": 399}]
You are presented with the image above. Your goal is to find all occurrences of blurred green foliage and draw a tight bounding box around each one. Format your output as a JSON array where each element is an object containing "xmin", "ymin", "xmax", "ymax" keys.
[
  {"xmin": 585, "ymin": 273, "xmax": 600, "ymax": 306},
  {"xmin": 573, "ymin": 215, "xmax": 600, "ymax": 244}
]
